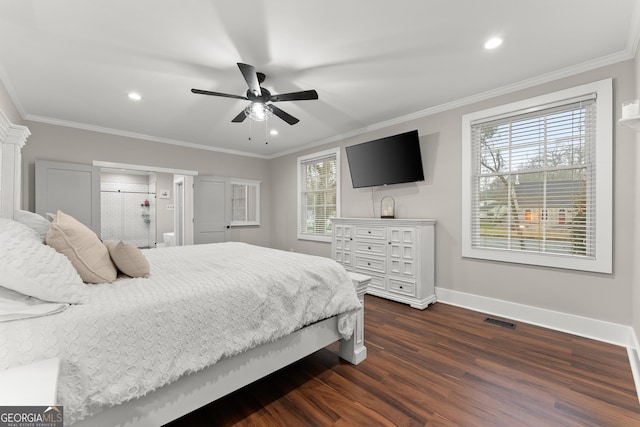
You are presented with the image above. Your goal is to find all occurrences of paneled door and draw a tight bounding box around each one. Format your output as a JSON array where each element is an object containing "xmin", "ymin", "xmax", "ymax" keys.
[
  {"xmin": 35, "ymin": 160, "xmax": 101, "ymax": 234},
  {"xmin": 193, "ymin": 176, "xmax": 229, "ymax": 244}
]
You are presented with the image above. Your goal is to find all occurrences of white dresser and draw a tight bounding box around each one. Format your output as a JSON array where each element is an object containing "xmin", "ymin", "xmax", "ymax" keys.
[{"xmin": 332, "ymin": 218, "xmax": 436, "ymax": 309}]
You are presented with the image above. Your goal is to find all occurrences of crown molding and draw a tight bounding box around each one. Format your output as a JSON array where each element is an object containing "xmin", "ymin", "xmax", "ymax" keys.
[
  {"xmin": 271, "ymin": 48, "xmax": 637, "ymax": 159},
  {"xmin": 0, "ymin": 109, "xmax": 30, "ymax": 147},
  {"xmin": 23, "ymin": 42, "xmax": 637, "ymax": 162},
  {"xmin": 24, "ymin": 114, "xmax": 270, "ymax": 159}
]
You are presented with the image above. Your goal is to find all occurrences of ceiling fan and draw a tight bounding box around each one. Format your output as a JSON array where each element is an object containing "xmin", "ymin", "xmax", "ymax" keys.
[{"xmin": 191, "ymin": 63, "xmax": 318, "ymax": 125}]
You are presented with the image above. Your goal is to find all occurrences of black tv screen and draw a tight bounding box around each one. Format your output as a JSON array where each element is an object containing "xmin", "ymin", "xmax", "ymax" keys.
[{"xmin": 345, "ymin": 130, "xmax": 424, "ymax": 188}]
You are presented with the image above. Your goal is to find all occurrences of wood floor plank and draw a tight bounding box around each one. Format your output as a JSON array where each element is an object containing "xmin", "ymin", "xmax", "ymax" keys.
[{"xmin": 166, "ymin": 295, "xmax": 640, "ymax": 426}]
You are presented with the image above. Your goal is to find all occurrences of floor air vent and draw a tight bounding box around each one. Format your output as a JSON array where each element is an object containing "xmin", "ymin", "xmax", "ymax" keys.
[{"xmin": 484, "ymin": 317, "xmax": 516, "ymax": 329}]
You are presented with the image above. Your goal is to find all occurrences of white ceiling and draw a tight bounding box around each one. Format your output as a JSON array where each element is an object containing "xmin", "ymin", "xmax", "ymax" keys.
[{"xmin": 0, "ymin": 0, "xmax": 638, "ymax": 158}]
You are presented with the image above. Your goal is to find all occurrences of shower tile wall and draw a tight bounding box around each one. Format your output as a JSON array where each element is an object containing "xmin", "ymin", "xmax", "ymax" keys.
[{"xmin": 101, "ymin": 181, "xmax": 156, "ymax": 248}]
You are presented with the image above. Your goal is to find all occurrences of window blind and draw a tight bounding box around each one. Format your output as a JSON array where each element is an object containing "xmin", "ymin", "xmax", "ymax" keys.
[
  {"xmin": 470, "ymin": 97, "xmax": 596, "ymax": 259},
  {"xmin": 231, "ymin": 184, "xmax": 247, "ymax": 222},
  {"xmin": 299, "ymin": 152, "xmax": 338, "ymax": 237}
]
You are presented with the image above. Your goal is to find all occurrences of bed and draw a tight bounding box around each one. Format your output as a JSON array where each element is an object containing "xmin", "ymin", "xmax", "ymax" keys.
[{"xmin": 0, "ymin": 113, "xmax": 368, "ymax": 426}]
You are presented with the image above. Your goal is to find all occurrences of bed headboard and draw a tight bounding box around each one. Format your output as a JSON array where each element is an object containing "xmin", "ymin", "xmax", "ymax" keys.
[{"xmin": 0, "ymin": 109, "xmax": 30, "ymax": 219}]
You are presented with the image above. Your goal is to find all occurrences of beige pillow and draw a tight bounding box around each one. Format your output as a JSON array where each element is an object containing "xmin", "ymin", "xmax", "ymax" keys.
[
  {"xmin": 105, "ymin": 240, "xmax": 150, "ymax": 278},
  {"xmin": 46, "ymin": 211, "xmax": 117, "ymax": 284}
]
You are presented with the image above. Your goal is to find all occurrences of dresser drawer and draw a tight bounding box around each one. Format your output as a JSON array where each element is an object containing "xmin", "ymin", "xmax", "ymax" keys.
[
  {"xmin": 354, "ymin": 241, "xmax": 386, "ymax": 256},
  {"xmin": 354, "ymin": 226, "xmax": 386, "ymax": 240},
  {"xmin": 388, "ymin": 278, "xmax": 416, "ymax": 297},
  {"xmin": 354, "ymin": 255, "xmax": 386, "ymax": 274}
]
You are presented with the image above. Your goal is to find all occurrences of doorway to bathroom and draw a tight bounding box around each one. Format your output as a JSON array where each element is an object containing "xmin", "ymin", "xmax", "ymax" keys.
[
  {"xmin": 100, "ymin": 170, "xmax": 158, "ymax": 248},
  {"xmin": 95, "ymin": 161, "xmax": 197, "ymax": 248}
]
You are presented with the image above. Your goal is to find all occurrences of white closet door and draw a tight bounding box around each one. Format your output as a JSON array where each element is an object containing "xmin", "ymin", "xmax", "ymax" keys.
[
  {"xmin": 35, "ymin": 160, "xmax": 100, "ymax": 234},
  {"xmin": 193, "ymin": 176, "xmax": 229, "ymax": 244}
]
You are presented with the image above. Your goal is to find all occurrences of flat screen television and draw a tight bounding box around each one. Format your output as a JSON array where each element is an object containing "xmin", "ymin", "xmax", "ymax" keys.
[{"xmin": 345, "ymin": 129, "xmax": 424, "ymax": 188}]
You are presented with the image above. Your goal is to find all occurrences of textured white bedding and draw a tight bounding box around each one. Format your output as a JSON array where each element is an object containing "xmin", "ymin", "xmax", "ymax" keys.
[{"xmin": 0, "ymin": 242, "xmax": 361, "ymax": 425}]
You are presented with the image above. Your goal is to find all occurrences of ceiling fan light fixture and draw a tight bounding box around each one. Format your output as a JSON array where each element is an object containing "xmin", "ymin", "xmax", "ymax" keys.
[
  {"xmin": 192, "ymin": 62, "xmax": 315, "ymax": 126},
  {"xmin": 245, "ymin": 102, "xmax": 273, "ymax": 121}
]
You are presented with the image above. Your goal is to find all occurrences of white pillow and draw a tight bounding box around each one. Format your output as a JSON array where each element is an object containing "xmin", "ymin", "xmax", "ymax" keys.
[
  {"xmin": 0, "ymin": 286, "xmax": 68, "ymax": 322},
  {"xmin": 14, "ymin": 210, "xmax": 52, "ymax": 242},
  {"xmin": 0, "ymin": 216, "xmax": 39, "ymax": 241},
  {"xmin": 0, "ymin": 217, "xmax": 88, "ymax": 304}
]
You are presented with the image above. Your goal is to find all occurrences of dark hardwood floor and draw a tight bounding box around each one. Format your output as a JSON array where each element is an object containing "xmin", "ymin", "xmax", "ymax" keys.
[{"xmin": 166, "ymin": 295, "xmax": 640, "ymax": 426}]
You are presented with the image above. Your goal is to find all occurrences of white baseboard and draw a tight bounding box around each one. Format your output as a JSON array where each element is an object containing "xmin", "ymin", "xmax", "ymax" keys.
[
  {"xmin": 435, "ymin": 287, "xmax": 631, "ymax": 346},
  {"xmin": 435, "ymin": 286, "xmax": 640, "ymax": 401},
  {"xmin": 628, "ymin": 332, "xmax": 640, "ymax": 402}
]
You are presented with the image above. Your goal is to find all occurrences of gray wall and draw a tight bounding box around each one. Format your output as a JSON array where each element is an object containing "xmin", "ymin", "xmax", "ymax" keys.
[
  {"xmin": 270, "ymin": 59, "xmax": 638, "ymax": 326},
  {"xmin": 20, "ymin": 121, "xmax": 271, "ymax": 248}
]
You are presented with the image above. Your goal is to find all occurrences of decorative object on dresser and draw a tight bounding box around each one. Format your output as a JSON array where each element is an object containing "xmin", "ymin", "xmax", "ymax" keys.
[
  {"xmin": 332, "ymin": 218, "xmax": 436, "ymax": 309},
  {"xmin": 380, "ymin": 196, "xmax": 395, "ymax": 218}
]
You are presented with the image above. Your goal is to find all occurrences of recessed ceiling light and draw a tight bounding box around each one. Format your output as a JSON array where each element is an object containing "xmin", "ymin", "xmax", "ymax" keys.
[
  {"xmin": 484, "ymin": 37, "xmax": 503, "ymax": 50},
  {"xmin": 128, "ymin": 92, "xmax": 142, "ymax": 101},
  {"xmin": 270, "ymin": 129, "xmax": 278, "ymax": 136}
]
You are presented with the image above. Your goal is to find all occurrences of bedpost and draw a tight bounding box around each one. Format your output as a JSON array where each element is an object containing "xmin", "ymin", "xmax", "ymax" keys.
[
  {"xmin": 0, "ymin": 110, "xmax": 30, "ymax": 219},
  {"xmin": 339, "ymin": 272, "xmax": 370, "ymax": 365}
]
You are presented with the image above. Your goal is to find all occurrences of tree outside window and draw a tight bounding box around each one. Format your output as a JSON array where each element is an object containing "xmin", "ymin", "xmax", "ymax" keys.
[
  {"xmin": 462, "ymin": 79, "xmax": 612, "ymax": 273},
  {"xmin": 297, "ymin": 149, "xmax": 340, "ymax": 242}
]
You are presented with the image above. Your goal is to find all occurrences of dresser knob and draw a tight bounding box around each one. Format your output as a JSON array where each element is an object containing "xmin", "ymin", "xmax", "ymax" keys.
[{"xmin": 368, "ymin": 246, "xmax": 371, "ymax": 250}]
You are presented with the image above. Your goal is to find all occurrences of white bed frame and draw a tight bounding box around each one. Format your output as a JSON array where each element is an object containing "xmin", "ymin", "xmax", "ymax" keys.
[{"xmin": 0, "ymin": 111, "xmax": 369, "ymax": 426}]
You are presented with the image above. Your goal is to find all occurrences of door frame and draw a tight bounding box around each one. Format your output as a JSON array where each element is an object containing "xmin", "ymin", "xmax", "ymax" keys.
[{"xmin": 94, "ymin": 161, "xmax": 196, "ymax": 244}]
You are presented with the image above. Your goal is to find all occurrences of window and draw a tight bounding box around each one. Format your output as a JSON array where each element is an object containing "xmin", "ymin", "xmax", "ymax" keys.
[
  {"xmin": 462, "ymin": 79, "xmax": 612, "ymax": 273},
  {"xmin": 230, "ymin": 179, "xmax": 260, "ymax": 226},
  {"xmin": 297, "ymin": 148, "xmax": 340, "ymax": 242}
]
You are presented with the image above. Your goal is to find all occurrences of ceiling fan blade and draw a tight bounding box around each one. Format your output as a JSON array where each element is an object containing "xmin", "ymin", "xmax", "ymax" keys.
[
  {"xmin": 270, "ymin": 89, "xmax": 319, "ymax": 102},
  {"xmin": 270, "ymin": 105, "xmax": 299, "ymax": 125},
  {"xmin": 237, "ymin": 63, "xmax": 262, "ymax": 97},
  {"xmin": 231, "ymin": 110, "xmax": 247, "ymax": 123},
  {"xmin": 191, "ymin": 88, "xmax": 248, "ymax": 100}
]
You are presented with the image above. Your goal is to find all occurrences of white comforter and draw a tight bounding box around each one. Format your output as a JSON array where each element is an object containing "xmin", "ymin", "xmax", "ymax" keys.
[{"xmin": 0, "ymin": 242, "xmax": 361, "ymax": 425}]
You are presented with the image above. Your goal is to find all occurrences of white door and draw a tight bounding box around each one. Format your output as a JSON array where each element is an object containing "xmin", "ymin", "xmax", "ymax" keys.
[
  {"xmin": 35, "ymin": 160, "xmax": 101, "ymax": 234},
  {"xmin": 174, "ymin": 179, "xmax": 184, "ymax": 246},
  {"xmin": 193, "ymin": 176, "xmax": 229, "ymax": 244}
]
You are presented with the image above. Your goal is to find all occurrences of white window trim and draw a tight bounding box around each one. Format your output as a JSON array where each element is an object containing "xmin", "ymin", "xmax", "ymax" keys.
[
  {"xmin": 297, "ymin": 148, "xmax": 341, "ymax": 242},
  {"xmin": 461, "ymin": 78, "xmax": 612, "ymax": 273},
  {"xmin": 229, "ymin": 178, "xmax": 261, "ymax": 227}
]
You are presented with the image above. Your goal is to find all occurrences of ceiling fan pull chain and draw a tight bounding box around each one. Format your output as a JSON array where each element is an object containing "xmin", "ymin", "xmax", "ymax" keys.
[
  {"xmin": 248, "ymin": 118, "xmax": 252, "ymax": 141},
  {"xmin": 265, "ymin": 117, "xmax": 268, "ymax": 144}
]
